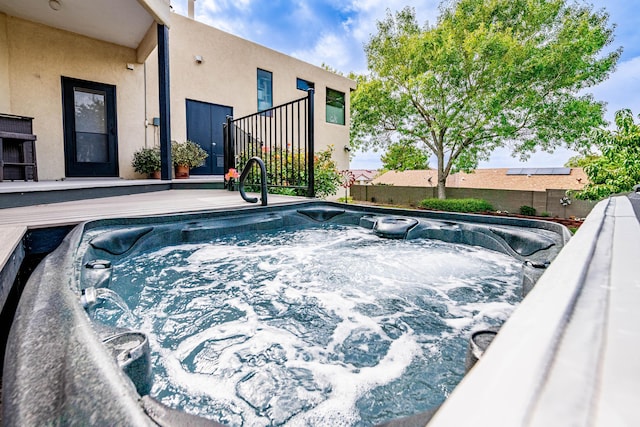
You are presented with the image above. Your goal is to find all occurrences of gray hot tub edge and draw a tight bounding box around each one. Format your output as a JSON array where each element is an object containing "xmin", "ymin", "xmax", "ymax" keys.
[{"xmin": 427, "ymin": 195, "xmax": 640, "ymax": 427}]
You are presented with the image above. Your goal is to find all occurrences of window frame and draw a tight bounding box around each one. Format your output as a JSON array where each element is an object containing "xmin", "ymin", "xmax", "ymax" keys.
[
  {"xmin": 257, "ymin": 68, "xmax": 273, "ymax": 113},
  {"xmin": 325, "ymin": 87, "xmax": 345, "ymax": 125},
  {"xmin": 296, "ymin": 78, "xmax": 315, "ymax": 92}
]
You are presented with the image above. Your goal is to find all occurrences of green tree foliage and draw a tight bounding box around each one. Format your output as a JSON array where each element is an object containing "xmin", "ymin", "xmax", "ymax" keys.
[
  {"xmin": 350, "ymin": 1, "xmax": 620, "ymax": 199},
  {"xmin": 381, "ymin": 142, "xmax": 430, "ymax": 170},
  {"xmin": 564, "ymin": 154, "xmax": 600, "ymax": 168},
  {"xmin": 574, "ymin": 109, "xmax": 640, "ymax": 200}
]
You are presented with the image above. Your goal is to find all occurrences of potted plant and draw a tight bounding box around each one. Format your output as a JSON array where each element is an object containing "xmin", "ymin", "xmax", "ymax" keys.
[
  {"xmin": 131, "ymin": 146, "xmax": 161, "ymax": 178},
  {"xmin": 172, "ymin": 140, "xmax": 208, "ymax": 178}
]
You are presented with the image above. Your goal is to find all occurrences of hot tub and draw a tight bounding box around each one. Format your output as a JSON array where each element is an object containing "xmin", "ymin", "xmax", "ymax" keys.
[{"xmin": 3, "ymin": 201, "xmax": 569, "ymax": 426}]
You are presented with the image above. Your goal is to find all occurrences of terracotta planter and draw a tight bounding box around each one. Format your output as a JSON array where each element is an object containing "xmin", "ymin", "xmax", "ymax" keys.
[
  {"xmin": 150, "ymin": 171, "xmax": 161, "ymax": 179},
  {"xmin": 175, "ymin": 165, "xmax": 190, "ymax": 179}
]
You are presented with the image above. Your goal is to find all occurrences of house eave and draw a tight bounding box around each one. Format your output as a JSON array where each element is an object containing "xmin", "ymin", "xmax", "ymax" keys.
[{"xmin": 0, "ymin": 0, "xmax": 170, "ymax": 59}]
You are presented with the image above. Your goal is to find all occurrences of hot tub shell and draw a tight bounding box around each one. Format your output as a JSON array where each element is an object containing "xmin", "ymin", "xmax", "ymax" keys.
[{"xmin": 3, "ymin": 201, "xmax": 570, "ymax": 426}]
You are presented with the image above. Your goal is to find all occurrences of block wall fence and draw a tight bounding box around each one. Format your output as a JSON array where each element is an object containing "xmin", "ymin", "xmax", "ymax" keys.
[{"xmin": 350, "ymin": 185, "xmax": 597, "ymax": 219}]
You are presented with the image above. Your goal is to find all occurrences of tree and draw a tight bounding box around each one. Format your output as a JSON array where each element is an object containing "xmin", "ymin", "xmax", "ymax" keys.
[
  {"xmin": 350, "ymin": 1, "xmax": 620, "ymax": 198},
  {"xmin": 564, "ymin": 154, "xmax": 600, "ymax": 168},
  {"xmin": 573, "ymin": 109, "xmax": 640, "ymax": 200},
  {"xmin": 381, "ymin": 142, "xmax": 430, "ymax": 170}
]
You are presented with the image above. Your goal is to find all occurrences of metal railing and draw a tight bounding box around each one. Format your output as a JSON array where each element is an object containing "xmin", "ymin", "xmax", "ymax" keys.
[{"xmin": 224, "ymin": 89, "xmax": 315, "ymax": 197}]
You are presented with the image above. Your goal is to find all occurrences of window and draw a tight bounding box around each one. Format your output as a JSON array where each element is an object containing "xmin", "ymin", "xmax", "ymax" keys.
[
  {"xmin": 326, "ymin": 88, "xmax": 345, "ymax": 125},
  {"xmin": 257, "ymin": 69, "xmax": 272, "ymax": 112},
  {"xmin": 296, "ymin": 78, "xmax": 315, "ymax": 91}
]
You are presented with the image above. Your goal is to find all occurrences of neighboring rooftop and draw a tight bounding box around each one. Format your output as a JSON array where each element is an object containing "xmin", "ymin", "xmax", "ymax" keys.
[
  {"xmin": 350, "ymin": 169, "xmax": 379, "ymax": 184},
  {"xmin": 372, "ymin": 168, "xmax": 588, "ymax": 192}
]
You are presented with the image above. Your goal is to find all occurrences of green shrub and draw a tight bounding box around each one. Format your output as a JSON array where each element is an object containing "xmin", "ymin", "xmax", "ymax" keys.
[
  {"xmin": 540, "ymin": 211, "xmax": 551, "ymax": 217},
  {"xmin": 519, "ymin": 205, "xmax": 537, "ymax": 216},
  {"xmin": 313, "ymin": 146, "xmax": 342, "ymax": 198},
  {"xmin": 131, "ymin": 146, "xmax": 161, "ymax": 175},
  {"xmin": 268, "ymin": 187, "xmax": 298, "ymax": 196},
  {"xmin": 172, "ymin": 140, "xmax": 208, "ymax": 168},
  {"xmin": 238, "ymin": 145, "xmax": 341, "ymax": 198},
  {"xmin": 419, "ymin": 198, "xmax": 493, "ymax": 213}
]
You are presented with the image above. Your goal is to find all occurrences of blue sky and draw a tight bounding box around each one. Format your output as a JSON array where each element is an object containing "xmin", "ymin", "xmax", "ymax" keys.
[{"xmin": 172, "ymin": 0, "xmax": 640, "ymax": 170}]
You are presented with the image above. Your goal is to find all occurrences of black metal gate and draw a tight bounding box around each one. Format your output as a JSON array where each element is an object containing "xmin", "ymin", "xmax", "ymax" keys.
[{"xmin": 224, "ymin": 89, "xmax": 315, "ymax": 197}]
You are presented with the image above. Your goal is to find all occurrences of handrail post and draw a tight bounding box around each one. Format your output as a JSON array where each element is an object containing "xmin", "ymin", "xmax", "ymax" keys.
[
  {"xmin": 239, "ymin": 157, "xmax": 268, "ymax": 206},
  {"xmin": 224, "ymin": 115, "xmax": 234, "ymax": 191},
  {"xmin": 307, "ymin": 88, "xmax": 315, "ymax": 198}
]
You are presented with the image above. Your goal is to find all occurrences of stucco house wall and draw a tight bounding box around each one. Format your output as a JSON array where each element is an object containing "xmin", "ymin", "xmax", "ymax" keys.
[
  {"xmin": 144, "ymin": 13, "xmax": 354, "ymax": 173},
  {"xmin": 0, "ymin": 13, "xmax": 146, "ymax": 180},
  {"xmin": 0, "ymin": 13, "xmax": 10, "ymax": 113},
  {"xmin": 0, "ymin": 11, "xmax": 353, "ymax": 180}
]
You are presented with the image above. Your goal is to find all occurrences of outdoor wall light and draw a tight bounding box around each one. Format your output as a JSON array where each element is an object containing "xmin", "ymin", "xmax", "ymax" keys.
[
  {"xmin": 49, "ymin": 0, "xmax": 62, "ymax": 11},
  {"xmin": 344, "ymin": 145, "xmax": 351, "ymax": 152},
  {"xmin": 194, "ymin": 55, "xmax": 203, "ymax": 64}
]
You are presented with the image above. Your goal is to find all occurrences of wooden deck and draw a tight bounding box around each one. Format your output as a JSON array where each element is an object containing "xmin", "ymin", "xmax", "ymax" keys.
[
  {"xmin": 0, "ymin": 225, "xmax": 26, "ymax": 267},
  {"xmin": 0, "ymin": 189, "xmax": 305, "ymax": 276},
  {"xmin": 0, "ymin": 177, "xmax": 227, "ymax": 209},
  {"xmin": 0, "ymin": 189, "xmax": 303, "ymax": 229}
]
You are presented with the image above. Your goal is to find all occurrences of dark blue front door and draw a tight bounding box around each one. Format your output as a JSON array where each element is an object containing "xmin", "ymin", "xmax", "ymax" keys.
[{"xmin": 186, "ymin": 100, "xmax": 232, "ymax": 175}]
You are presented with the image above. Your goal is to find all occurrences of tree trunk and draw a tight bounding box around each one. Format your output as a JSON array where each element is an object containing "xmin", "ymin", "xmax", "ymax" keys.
[
  {"xmin": 437, "ymin": 150, "xmax": 447, "ymax": 199},
  {"xmin": 437, "ymin": 178, "xmax": 446, "ymax": 199}
]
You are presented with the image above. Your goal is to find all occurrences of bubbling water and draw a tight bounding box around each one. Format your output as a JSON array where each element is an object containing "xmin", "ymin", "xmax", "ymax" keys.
[{"xmin": 89, "ymin": 224, "xmax": 523, "ymax": 426}]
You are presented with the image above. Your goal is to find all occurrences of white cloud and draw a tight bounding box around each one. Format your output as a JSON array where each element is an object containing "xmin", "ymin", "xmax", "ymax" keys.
[
  {"xmin": 288, "ymin": 0, "xmax": 441, "ymax": 74},
  {"xmin": 197, "ymin": 0, "xmax": 253, "ymax": 13},
  {"xmin": 171, "ymin": 0, "xmax": 257, "ymax": 39},
  {"xmin": 478, "ymin": 146, "xmax": 580, "ymax": 169},
  {"xmin": 478, "ymin": 56, "xmax": 640, "ymax": 169},
  {"xmin": 350, "ymin": 149, "xmax": 383, "ymax": 169},
  {"xmin": 590, "ymin": 56, "xmax": 640, "ymax": 122},
  {"xmin": 291, "ymin": 0, "xmax": 314, "ymax": 23},
  {"xmin": 336, "ymin": 0, "xmax": 440, "ymax": 73},
  {"xmin": 347, "ymin": 0, "xmax": 440, "ymax": 42},
  {"xmin": 196, "ymin": 12, "xmax": 251, "ymax": 38},
  {"xmin": 291, "ymin": 32, "xmax": 355, "ymax": 70}
]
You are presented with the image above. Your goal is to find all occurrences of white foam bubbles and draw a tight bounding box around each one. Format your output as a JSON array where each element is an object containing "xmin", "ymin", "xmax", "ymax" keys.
[{"xmin": 104, "ymin": 224, "xmax": 523, "ymax": 426}]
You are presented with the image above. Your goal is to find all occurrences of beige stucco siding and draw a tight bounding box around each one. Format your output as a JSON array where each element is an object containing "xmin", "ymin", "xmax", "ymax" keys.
[
  {"xmin": 0, "ymin": 14, "xmax": 11, "ymax": 113},
  {"xmin": 145, "ymin": 13, "xmax": 355, "ymax": 171},
  {"xmin": 2, "ymin": 15, "xmax": 146, "ymax": 179},
  {"xmin": 1, "ymin": 11, "xmax": 354, "ymax": 181}
]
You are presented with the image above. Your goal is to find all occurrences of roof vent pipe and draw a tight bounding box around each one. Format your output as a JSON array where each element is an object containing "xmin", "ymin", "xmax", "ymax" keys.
[{"xmin": 188, "ymin": 0, "xmax": 195, "ymax": 19}]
